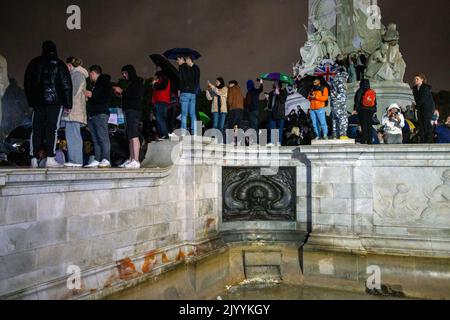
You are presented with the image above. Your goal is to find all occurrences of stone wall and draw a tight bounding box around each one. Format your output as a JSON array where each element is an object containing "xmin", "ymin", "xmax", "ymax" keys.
[{"xmin": 0, "ymin": 163, "xmax": 223, "ymax": 300}]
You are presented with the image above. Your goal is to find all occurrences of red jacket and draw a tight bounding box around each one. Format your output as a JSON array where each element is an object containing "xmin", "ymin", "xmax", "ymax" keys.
[{"xmin": 152, "ymin": 77, "xmax": 171, "ymax": 105}]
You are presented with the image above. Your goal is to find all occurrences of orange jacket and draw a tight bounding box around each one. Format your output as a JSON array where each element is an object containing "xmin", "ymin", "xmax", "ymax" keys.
[{"xmin": 308, "ymin": 87, "xmax": 329, "ymax": 110}]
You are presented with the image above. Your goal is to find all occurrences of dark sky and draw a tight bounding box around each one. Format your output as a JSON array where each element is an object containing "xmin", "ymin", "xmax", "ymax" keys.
[{"xmin": 0, "ymin": 0, "xmax": 449, "ymax": 91}]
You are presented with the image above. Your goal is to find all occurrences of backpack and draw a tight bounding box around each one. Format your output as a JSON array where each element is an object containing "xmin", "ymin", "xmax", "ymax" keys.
[{"xmin": 362, "ymin": 89, "xmax": 376, "ymax": 108}]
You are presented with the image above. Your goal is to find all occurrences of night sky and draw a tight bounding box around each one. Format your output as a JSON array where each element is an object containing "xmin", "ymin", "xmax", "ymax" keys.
[{"xmin": 0, "ymin": 0, "xmax": 449, "ymax": 91}]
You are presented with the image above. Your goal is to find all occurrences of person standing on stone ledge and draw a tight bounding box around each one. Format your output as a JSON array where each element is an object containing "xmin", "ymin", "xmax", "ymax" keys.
[
  {"xmin": 330, "ymin": 69, "xmax": 350, "ymax": 140},
  {"xmin": 413, "ymin": 74, "xmax": 436, "ymax": 144},
  {"xmin": 355, "ymin": 51, "xmax": 367, "ymax": 82},
  {"xmin": 113, "ymin": 65, "xmax": 145, "ymax": 169},
  {"xmin": 227, "ymin": 80, "xmax": 245, "ymax": 131},
  {"xmin": 354, "ymin": 79, "xmax": 377, "ymax": 145},
  {"xmin": 207, "ymin": 77, "xmax": 228, "ymax": 135},
  {"xmin": 267, "ymin": 81, "xmax": 288, "ymax": 145},
  {"xmin": 308, "ymin": 78, "xmax": 329, "ymax": 141},
  {"xmin": 84, "ymin": 65, "xmax": 112, "ymax": 169},
  {"xmin": 63, "ymin": 57, "xmax": 88, "ymax": 168},
  {"xmin": 24, "ymin": 40, "xmax": 73, "ymax": 169}
]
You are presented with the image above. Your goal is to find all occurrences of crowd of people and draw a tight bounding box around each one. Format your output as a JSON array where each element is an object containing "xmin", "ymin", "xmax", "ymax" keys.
[{"xmin": 21, "ymin": 40, "xmax": 449, "ymax": 169}]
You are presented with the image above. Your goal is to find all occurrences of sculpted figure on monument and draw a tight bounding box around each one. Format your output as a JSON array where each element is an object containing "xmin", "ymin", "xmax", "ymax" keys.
[
  {"xmin": 318, "ymin": 24, "xmax": 342, "ymax": 61},
  {"xmin": 300, "ymin": 24, "xmax": 326, "ymax": 68},
  {"xmin": 0, "ymin": 54, "xmax": 8, "ymax": 97},
  {"xmin": 0, "ymin": 54, "xmax": 10, "ymax": 138},
  {"xmin": 300, "ymin": 20, "xmax": 341, "ymax": 68},
  {"xmin": 366, "ymin": 43, "xmax": 396, "ymax": 81},
  {"xmin": 366, "ymin": 23, "xmax": 406, "ymax": 82},
  {"xmin": 420, "ymin": 170, "xmax": 450, "ymax": 226}
]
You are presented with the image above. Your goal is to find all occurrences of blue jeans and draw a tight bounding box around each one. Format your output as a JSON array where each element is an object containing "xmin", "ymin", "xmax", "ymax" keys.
[
  {"xmin": 88, "ymin": 114, "xmax": 111, "ymax": 162},
  {"xmin": 180, "ymin": 93, "xmax": 197, "ymax": 134},
  {"xmin": 212, "ymin": 112, "xmax": 227, "ymax": 133},
  {"xmin": 65, "ymin": 121, "xmax": 83, "ymax": 165},
  {"xmin": 155, "ymin": 102, "xmax": 169, "ymax": 138},
  {"xmin": 269, "ymin": 119, "xmax": 285, "ymax": 145},
  {"xmin": 310, "ymin": 108, "xmax": 328, "ymax": 138}
]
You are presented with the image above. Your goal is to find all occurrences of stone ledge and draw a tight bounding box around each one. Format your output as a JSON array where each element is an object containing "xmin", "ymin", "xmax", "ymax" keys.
[
  {"xmin": 305, "ymin": 233, "xmax": 450, "ymax": 258},
  {"xmin": 0, "ymin": 168, "xmax": 172, "ymax": 196},
  {"xmin": 0, "ymin": 237, "xmax": 225, "ymax": 300}
]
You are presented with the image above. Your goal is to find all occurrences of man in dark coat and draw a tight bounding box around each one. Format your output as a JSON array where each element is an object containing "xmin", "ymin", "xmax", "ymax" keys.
[
  {"xmin": 356, "ymin": 51, "xmax": 367, "ymax": 82},
  {"xmin": 413, "ymin": 74, "xmax": 436, "ymax": 143},
  {"xmin": 267, "ymin": 81, "xmax": 288, "ymax": 145},
  {"xmin": 24, "ymin": 40, "xmax": 73, "ymax": 168}
]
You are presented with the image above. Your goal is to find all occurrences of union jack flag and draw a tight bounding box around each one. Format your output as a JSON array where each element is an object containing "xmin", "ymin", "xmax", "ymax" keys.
[{"xmin": 314, "ymin": 62, "xmax": 339, "ymax": 83}]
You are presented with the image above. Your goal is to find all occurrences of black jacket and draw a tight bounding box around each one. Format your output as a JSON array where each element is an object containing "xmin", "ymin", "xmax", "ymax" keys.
[
  {"xmin": 192, "ymin": 64, "xmax": 201, "ymax": 94},
  {"xmin": 24, "ymin": 41, "xmax": 73, "ymax": 109},
  {"xmin": 354, "ymin": 79, "xmax": 377, "ymax": 113},
  {"xmin": 87, "ymin": 74, "xmax": 112, "ymax": 116},
  {"xmin": 413, "ymin": 84, "xmax": 435, "ymax": 113},
  {"xmin": 121, "ymin": 65, "xmax": 144, "ymax": 111},
  {"xmin": 179, "ymin": 64, "xmax": 197, "ymax": 94},
  {"xmin": 268, "ymin": 89, "xmax": 288, "ymax": 120}
]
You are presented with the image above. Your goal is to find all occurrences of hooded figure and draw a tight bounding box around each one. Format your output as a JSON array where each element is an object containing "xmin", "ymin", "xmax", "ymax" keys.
[
  {"xmin": 121, "ymin": 65, "xmax": 144, "ymax": 112},
  {"xmin": 354, "ymin": 79, "xmax": 377, "ymax": 144},
  {"xmin": 24, "ymin": 40, "xmax": 73, "ymax": 168},
  {"xmin": 331, "ymin": 70, "xmax": 349, "ymax": 139},
  {"xmin": 382, "ymin": 103, "xmax": 405, "ymax": 144},
  {"xmin": 24, "ymin": 40, "xmax": 72, "ymax": 110}
]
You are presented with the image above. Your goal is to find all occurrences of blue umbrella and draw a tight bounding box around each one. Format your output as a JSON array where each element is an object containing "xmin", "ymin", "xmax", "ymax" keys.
[{"xmin": 163, "ymin": 48, "xmax": 202, "ymax": 60}]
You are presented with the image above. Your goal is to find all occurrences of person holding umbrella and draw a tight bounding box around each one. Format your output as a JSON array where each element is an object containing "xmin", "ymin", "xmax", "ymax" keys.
[
  {"xmin": 206, "ymin": 78, "xmax": 228, "ymax": 134},
  {"xmin": 308, "ymin": 77, "xmax": 330, "ymax": 140}
]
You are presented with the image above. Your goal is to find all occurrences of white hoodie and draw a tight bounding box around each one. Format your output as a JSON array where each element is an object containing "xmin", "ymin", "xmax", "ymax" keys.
[{"xmin": 382, "ymin": 104, "xmax": 405, "ymax": 136}]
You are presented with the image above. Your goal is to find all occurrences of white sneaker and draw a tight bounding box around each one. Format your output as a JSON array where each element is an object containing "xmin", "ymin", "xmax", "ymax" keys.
[
  {"xmin": 64, "ymin": 162, "xmax": 83, "ymax": 168},
  {"xmin": 124, "ymin": 160, "xmax": 141, "ymax": 169},
  {"xmin": 266, "ymin": 143, "xmax": 275, "ymax": 147},
  {"xmin": 85, "ymin": 160, "xmax": 100, "ymax": 168},
  {"xmin": 98, "ymin": 159, "xmax": 111, "ymax": 169},
  {"xmin": 119, "ymin": 160, "xmax": 131, "ymax": 168},
  {"xmin": 46, "ymin": 157, "xmax": 64, "ymax": 168},
  {"xmin": 31, "ymin": 158, "xmax": 39, "ymax": 168}
]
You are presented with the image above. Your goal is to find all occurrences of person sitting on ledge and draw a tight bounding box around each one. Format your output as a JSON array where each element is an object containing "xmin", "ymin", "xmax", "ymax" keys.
[
  {"xmin": 382, "ymin": 104, "xmax": 405, "ymax": 144},
  {"xmin": 435, "ymin": 115, "xmax": 450, "ymax": 144}
]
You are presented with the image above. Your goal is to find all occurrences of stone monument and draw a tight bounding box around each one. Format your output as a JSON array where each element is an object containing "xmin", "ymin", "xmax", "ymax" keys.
[
  {"xmin": 295, "ymin": 0, "xmax": 414, "ymax": 119},
  {"xmin": 0, "ymin": 54, "xmax": 10, "ymax": 139}
]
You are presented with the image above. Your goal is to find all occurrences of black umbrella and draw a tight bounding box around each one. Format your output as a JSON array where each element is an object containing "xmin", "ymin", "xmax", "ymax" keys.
[
  {"xmin": 149, "ymin": 54, "xmax": 181, "ymax": 90},
  {"xmin": 296, "ymin": 75, "xmax": 331, "ymax": 99},
  {"xmin": 163, "ymin": 48, "xmax": 201, "ymax": 60}
]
